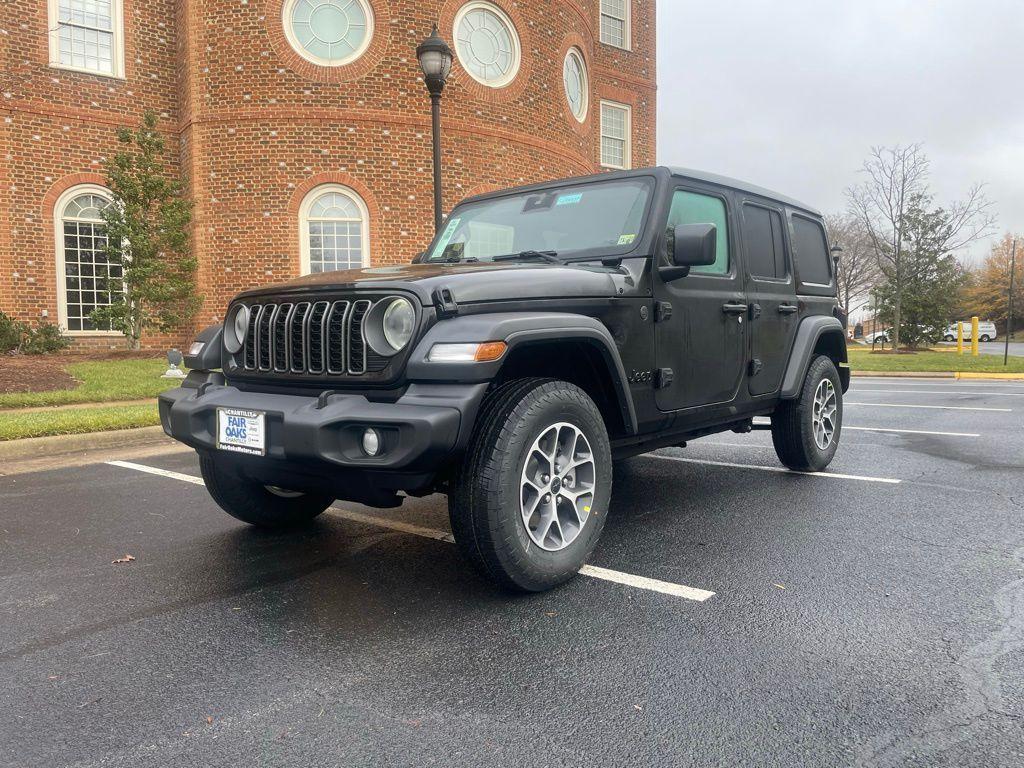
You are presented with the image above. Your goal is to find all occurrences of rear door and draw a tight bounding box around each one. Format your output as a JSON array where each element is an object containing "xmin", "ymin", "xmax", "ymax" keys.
[
  {"xmin": 740, "ymin": 201, "xmax": 798, "ymax": 395},
  {"xmin": 654, "ymin": 185, "xmax": 747, "ymax": 411}
]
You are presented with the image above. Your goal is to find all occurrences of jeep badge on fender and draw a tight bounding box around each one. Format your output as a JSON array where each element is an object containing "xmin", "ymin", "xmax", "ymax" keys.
[{"xmin": 160, "ymin": 167, "xmax": 849, "ymax": 593}]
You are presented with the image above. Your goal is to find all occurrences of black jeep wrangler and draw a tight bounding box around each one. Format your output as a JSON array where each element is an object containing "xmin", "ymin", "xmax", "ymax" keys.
[{"xmin": 160, "ymin": 166, "xmax": 849, "ymax": 592}]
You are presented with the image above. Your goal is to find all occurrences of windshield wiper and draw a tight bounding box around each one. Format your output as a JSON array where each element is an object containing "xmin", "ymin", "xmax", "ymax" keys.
[{"xmin": 491, "ymin": 250, "xmax": 560, "ymax": 263}]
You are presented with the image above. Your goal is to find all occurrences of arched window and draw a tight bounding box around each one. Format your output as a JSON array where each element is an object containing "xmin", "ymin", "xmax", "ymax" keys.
[
  {"xmin": 54, "ymin": 185, "xmax": 122, "ymax": 333},
  {"xmin": 299, "ymin": 185, "xmax": 370, "ymax": 274}
]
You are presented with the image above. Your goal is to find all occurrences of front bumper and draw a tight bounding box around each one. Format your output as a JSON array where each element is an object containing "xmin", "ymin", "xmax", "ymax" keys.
[{"xmin": 158, "ymin": 375, "xmax": 488, "ymax": 502}]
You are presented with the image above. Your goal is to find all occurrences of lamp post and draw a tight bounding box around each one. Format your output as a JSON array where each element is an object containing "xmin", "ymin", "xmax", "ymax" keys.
[{"xmin": 416, "ymin": 25, "xmax": 453, "ymax": 234}]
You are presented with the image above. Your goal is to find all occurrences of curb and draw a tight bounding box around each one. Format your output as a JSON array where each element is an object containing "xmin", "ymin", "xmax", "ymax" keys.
[
  {"xmin": 0, "ymin": 425, "xmax": 175, "ymax": 462},
  {"xmin": 851, "ymin": 371, "xmax": 955, "ymax": 379},
  {"xmin": 851, "ymin": 370, "xmax": 1024, "ymax": 381}
]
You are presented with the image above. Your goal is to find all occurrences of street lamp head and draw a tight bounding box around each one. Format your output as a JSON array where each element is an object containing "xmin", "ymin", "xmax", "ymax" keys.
[{"xmin": 417, "ymin": 24, "xmax": 452, "ymax": 97}]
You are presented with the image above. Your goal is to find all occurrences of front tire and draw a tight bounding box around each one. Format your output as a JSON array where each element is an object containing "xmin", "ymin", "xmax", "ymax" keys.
[
  {"xmin": 771, "ymin": 355, "xmax": 842, "ymax": 472},
  {"xmin": 980, "ymin": 335, "xmax": 991, "ymax": 342},
  {"xmin": 944, "ymin": 335, "xmax": 955, "ymax": 342},
  {"xmin": 449, "ymin": 379, "xmax": 612, "ymax": 592},
  {"xmin": 199, "ymin": 452, "xmax": 333, "ymax": 528}
]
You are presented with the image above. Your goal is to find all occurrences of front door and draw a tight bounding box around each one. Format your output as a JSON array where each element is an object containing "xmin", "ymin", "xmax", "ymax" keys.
[
  {"xmin": 655, "ymin": 186, "xmax": 747, "ymax": 411},
  {"xmin": 739, "ymin": 201, "xmax": 799, "ymax": 396}
]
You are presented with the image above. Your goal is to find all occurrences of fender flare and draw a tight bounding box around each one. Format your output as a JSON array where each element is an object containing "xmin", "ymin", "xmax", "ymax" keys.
[
  {"xmin": 407, "ymin": 312, "xmax": 638, "ymax": 435},
  {"xmin": 780, "ymin": 316, "xmax": 848, "ymax": 399}
]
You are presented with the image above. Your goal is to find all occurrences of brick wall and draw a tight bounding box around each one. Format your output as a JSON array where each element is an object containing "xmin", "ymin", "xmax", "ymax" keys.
[{"xmin": 1, "ymin": 0, "xmax": 656, "ymax": 348}]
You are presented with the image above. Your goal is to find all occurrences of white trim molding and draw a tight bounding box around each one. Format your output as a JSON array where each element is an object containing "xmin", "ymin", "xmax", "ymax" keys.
[
  {"xmin": 298, "ymin": 183, "xmax": 371, "ymax": 275},
  {"xmin": 47, "ymin": 0, "xmax": 126, "ymax": 79}
]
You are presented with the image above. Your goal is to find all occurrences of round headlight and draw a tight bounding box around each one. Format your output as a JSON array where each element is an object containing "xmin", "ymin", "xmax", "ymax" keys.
[
  {"xmin": 382, "ymin": 298, "xmax": 415, "ymax": 351},
  {"xmin": 224, "ymin": 304, "xmax": 249, "ymax": 354}
]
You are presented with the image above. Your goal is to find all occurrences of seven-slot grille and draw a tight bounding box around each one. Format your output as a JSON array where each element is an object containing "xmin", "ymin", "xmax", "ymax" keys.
[{"xmin": 239, "ymin": 298, "xmax": 382, "ymax": 377}]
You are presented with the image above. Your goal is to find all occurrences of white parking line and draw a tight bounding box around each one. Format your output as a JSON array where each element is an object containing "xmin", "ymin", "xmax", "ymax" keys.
[
  {"xmin": 647, "ymin": 454, "xmax": 901, "ymax": 484},
  {"xmin": 852, "ymin": 388, "xmax": 1024, "ymax": 397},
  {"xmin": 844, "ymin": 426, "xmax": 980, "ymax": 438},
  {"xmin": 106, "ymin": 460, "xmax": 716, "ymax": 603},
  {"xmin": 845, "ymin": 402, "xmax": 1011, "ymax": 412}
]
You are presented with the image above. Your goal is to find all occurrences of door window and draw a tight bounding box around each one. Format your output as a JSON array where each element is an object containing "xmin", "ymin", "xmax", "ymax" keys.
[
  {"xmin": 667, "ymin": 190, "xmax": 730, "ymax": 275},
  {"xmin": 742, "ymin": 204, "xmax": 787, "ymax": 279}
]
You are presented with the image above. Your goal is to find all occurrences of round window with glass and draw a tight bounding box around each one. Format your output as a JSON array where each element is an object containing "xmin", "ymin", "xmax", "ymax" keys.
[
  {"xmin": 563, "ymin": 47, "xmax": 588, "ymax": 122},
  {"xmin": 283, "ymin": 0, "xmax": 373, "ymax": 67},
  {"xmin": 453, "ymin": 2, "xmax": 521, "ymax": 88}
]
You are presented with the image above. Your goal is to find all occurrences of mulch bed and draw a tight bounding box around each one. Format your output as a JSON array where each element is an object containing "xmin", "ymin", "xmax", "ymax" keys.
[{"xmin": 0, "ymin": 351, "xmax": 157, "ymax": 394}]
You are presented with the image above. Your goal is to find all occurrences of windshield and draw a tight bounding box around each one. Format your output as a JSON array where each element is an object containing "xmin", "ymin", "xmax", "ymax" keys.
[{"xmin": 426, "ymin": 178, "xmax": 652, "ymax": 262}]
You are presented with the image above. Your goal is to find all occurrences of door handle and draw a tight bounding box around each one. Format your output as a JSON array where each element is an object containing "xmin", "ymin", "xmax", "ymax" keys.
[
  {"xmin": 722, "ymin": 302, "xmax": 748, "ymax": 315},
  {"xmin": 778, "ymin": 304, "xmax": 799, "ymax": 315}
]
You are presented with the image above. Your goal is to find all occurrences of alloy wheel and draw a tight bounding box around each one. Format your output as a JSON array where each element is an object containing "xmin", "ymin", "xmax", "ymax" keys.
[
  {"xmin": 812, "ymin": 378, "xmax": 838, "ymax": 451},
  {"xmin": 520, "ymin": 422, "xmax": 596, "ymax": 551}
]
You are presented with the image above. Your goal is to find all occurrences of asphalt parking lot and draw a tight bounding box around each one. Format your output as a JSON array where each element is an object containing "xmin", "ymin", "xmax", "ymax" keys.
[{"xmin": 2, "ymin": 377, "xmax": 1023, "ymax": 767}]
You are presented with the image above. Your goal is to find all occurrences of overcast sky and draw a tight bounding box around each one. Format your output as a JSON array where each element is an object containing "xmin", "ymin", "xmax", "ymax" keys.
[{"xmin": 656, "ymin": 0, "xmax": 1024, "ymax": 263}]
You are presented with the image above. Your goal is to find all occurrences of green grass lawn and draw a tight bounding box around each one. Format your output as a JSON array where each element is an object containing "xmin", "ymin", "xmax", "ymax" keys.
[
  {"xmin": 847, "ymin": 347, "xmax": 1024, "ymax": 373},
  {"xmin": 0, "ymin": 358, "xmax": 178, "ymax": 409},
  {"xmin": 0, "ymin": 404, "xmax": 160, "ymax": 441}
]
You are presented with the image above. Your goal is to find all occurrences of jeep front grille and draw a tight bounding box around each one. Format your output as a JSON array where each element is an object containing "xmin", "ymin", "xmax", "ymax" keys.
[{"xmin": 240, "ymin": 298, "xmax": 385, "ymax": 377}]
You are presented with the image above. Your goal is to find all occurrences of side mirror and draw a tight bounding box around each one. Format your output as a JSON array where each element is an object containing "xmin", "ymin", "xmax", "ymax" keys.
[
  {"xmin": 660, "ymin": 223, "xmax": 717, "ymax": 281},
  {"xmin": 411, "ymin": 252, "xmax": 426, "ymax": 264}
]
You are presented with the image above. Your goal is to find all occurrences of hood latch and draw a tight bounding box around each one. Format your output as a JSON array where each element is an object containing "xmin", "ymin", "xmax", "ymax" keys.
[{"xmin": 433, "ymin": 286, "xmax": 459, "ymax": 318}]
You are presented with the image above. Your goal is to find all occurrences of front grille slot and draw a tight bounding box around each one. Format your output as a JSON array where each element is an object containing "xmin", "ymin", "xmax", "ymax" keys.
[
  {"xmin": 326, "ymin": 301, "xmax": 350, "ymax": 374},
  {"xmin": 273, "ymin": 303, "xmax": 293, "ymax": 372},
  {"xmin": 289, "ymin": 303, "xmax": 310, "ymax": 372},
  {"xmin": 306, "ymin": 301, "xmax": 330, "ymax": 374},
  {"xmin": 347, "ymin": 300, "xmax": 371, "ymax": 375},
  {"xmin": 257, "ymin": 304, "xmax": 276, "ymax": 371},
  {"xmin": 238, "ymin": 295, "xmax": 402, "ymax": 379}
]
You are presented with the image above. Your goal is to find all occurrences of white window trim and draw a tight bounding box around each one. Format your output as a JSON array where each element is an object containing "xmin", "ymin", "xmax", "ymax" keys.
[
  {"xmin": 599, "ymin": 0, "xmax": 631, "ymax": 51},
  {"xmin": 299, "ymin": 184, "xmax": 371, "ymax": 275},
  {"xmin": 54, "ymin": 183, "xmax": 123, "ymax": 337},
  {"xmin": 281, "ymin": 0, "xmax": 375, "ymax": 68},
  {"xmin": 47, "ymin": 0, "xmax": 126, "ymax": 79},
  {"xmin": 564, "ymin": 47, "xmax": 589, "ymax": 123},
  {"xmin": 452, "ymin": 1, "xmax": 522, "ymax": 89},
  {"xmin": 600, "ymin": 100, "xmax": 632, "ymax": 170}
]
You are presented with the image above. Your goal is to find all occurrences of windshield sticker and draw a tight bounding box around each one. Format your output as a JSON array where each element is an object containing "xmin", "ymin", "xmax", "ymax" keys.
[
  {"xmin": 617, "ymin": 233, "xmax": 637, "ymax": 245},
  {"xmin": 556, "ymin": 193, "xmax": 583, "ymax": 206},
  {"xmin": 431, "ymin": 217, "xmax": 461, "ymax": 258}
]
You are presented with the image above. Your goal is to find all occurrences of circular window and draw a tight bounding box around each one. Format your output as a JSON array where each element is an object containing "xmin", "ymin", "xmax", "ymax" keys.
[
  {"xmin": 563, "ymin": 48, "xmax": 588, "ymax": 121},
  {"xmin": 283, "ymin": 0, "xmax": 373, "ymax": 67},
  {"xmin": 453, "ymin": 2, "xmax": 521, "ymax": 88}
]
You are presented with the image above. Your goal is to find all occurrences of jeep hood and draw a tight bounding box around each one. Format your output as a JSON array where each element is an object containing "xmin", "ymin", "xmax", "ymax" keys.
[{"xmin": 235, "ymin": 261, "xmax": 622, "ymax": 305}]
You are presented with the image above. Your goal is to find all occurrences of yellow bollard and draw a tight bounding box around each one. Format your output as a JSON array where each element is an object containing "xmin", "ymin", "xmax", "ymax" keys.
[
  {"xmin": 971, "ymin": 316, "xmax": 979, "ymax": 357},
  {"xmin": 957, "ymin": 321, "xmax": 964, "ymax": 354}
]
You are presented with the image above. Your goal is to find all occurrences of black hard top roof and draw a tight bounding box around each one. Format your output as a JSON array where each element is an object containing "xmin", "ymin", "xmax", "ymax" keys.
[
  {"xmin": 460, "ymin": 165, "xmax": 822, "ymax": 217},
  {"xmin": 665, "ymin": 166, "xmax": 821, "ymax": 216}
]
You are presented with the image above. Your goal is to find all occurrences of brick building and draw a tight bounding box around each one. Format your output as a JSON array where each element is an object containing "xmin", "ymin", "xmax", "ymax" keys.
[{"xmin": 0, "ymin": 0, "xmax": 656, "ymax": 347}]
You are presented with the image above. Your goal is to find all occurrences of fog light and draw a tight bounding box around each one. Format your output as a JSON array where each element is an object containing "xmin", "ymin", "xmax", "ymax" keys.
[{"xmin": 361, "ymin": 428, "xmax": 382, "ymax": 457}]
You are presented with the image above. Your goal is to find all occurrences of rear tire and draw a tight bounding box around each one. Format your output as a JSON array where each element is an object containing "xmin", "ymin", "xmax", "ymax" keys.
[
  {"xmin": 771, "ymin": 355, "xmax": 842, "ymax": 472},
  {"xmin": 199, "ymin": 452, "xmax": 333, "ymax": 528},
  {"xmin": 980, "ymin": 335, "xmax": 991, "ymax": 342},
  {"xmin": 448, "ymin": 379, "xmax": 612, "ymax": 592}
]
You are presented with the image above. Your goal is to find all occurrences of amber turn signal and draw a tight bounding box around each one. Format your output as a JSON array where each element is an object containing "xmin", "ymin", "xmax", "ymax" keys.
[{"xmin": 474, "ymin": 341, "xmax": 507, "ymax": 362}]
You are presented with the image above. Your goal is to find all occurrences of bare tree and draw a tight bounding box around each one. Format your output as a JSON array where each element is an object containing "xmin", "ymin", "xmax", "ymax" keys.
[
  {"xmin": 845, "ymin": 144, "xmax": 997, "ymax": 348},
  {"xmin": 825, "ymin": 213, "xmax": 879, "ymax": 317}
]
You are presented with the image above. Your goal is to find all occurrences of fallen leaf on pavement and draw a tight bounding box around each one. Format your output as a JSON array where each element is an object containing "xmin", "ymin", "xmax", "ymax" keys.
[
  {"xmin": 111, "ymin": 555, "xmax": 135, "ymax": 564},
  {"xmin": 774, "ymin": 584, "xmax": 786, "ymax": 590}
]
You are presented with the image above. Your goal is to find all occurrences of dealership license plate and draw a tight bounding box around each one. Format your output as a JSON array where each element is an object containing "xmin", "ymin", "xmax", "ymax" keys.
[{"xmin": 216, "ymin": 408, "xmax": 266, "ymax": 456}]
